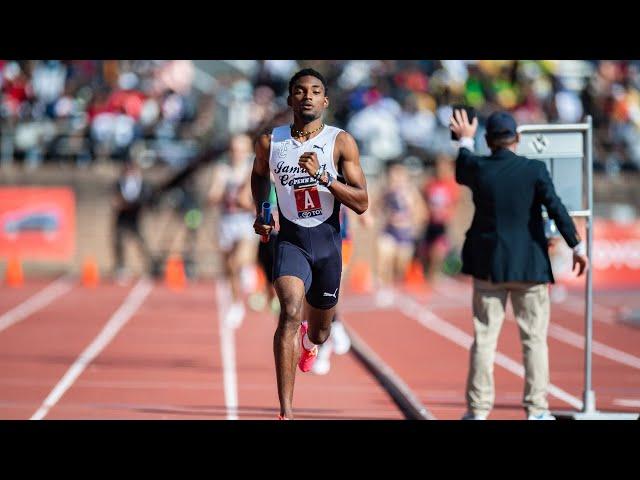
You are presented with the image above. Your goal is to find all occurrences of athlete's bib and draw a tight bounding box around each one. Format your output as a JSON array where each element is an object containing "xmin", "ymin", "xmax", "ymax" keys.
[{"xmin": 294, "ymin": 181, "xmax": 322, "ymax": 219}]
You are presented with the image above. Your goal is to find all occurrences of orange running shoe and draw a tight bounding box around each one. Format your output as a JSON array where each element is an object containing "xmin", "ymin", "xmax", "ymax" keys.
[
  {"xmin": 277, "ymin": 414, "xmax": 290, "ymax": 420},
  {"xmin": 298, "ymin": 321, "xmax": 318, "ymax": 373}
]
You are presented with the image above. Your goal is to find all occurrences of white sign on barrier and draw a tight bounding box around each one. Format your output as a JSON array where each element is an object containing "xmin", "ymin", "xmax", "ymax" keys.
[{"xmin": 517, "ymin": 130, "xmax": 585, "ymax": 215}]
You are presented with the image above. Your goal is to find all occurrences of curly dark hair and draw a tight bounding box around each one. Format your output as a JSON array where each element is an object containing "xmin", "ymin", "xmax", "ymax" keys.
[{"xmin": 288, "ymin": 68, "xmax": 328, "ymax": 95}]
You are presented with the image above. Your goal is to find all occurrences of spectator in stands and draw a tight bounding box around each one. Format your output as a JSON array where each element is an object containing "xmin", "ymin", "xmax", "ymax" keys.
[{"xmin": 3, "ymin": 59, "xmax": 640, "ymax": 175}]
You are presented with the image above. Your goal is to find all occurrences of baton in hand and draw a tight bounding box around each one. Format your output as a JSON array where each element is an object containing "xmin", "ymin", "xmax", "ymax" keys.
[{"xmin": 260, "ymin": 202, "xmax": 271, "ymax": 243}]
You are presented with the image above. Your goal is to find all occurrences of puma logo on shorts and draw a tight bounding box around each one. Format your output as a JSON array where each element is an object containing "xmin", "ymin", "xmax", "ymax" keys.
[{"xmin": 323, "ymin": 288, "xmax": 338, "ymax": 298}]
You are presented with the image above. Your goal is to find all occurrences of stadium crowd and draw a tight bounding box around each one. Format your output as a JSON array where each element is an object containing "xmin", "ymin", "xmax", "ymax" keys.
[{"xmin": 2, "ymin": 60, "xmax": 640, "ymax": 176}]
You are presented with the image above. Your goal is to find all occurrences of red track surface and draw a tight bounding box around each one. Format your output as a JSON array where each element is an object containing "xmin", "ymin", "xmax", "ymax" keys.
[
  {"xmin": 0, "ymin": 276, "xmax": 638, "ymax": 420},
  {"xmin": 235, "ymin": 305, "xmax": 402, "ymax": 419},
  {"xmin": 0, "ymin": 279, "xmax": 54, "ymax": 312},
  {"xmin": 342, "ymin": 277, "xmax": 640, "ymax": 420},
  {"xmin": 0, "ymin": 282, "xmax": 131, "ymax": 419},
  {"xmin": 0, "ymin": 280, "xmax": 402, "ymax": 420}
]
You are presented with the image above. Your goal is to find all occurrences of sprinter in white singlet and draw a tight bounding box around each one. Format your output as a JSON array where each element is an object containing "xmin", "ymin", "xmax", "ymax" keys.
[{"xmin": 251, "ymin": 69, "xmax": 368, "ymax": 420}]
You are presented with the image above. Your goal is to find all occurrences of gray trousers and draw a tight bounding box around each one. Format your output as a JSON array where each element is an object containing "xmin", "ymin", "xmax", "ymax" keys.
[{"xmin": 466, "ymin": 278, "xmax": 550, "ymax": 417}]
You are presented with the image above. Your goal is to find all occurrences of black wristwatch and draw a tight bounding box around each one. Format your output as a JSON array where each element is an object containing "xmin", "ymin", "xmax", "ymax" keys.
[{"xmin": 319, "ymin": 171, "xmax": 334, "ymax": 187}]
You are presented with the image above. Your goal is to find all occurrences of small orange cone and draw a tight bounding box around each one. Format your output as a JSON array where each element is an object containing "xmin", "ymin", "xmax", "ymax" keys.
[
  {"xmin": 164, "ymin": 254, "xmax": 186, "ymax": 291},
  {"xmin": 255, "ymin": 265, "xmax": 267, "ymax": 292},
  {"xmin": 348, "ymin": 260, "xmax": 373, "ymax": 294},
  {"xmin": 5, "ymin": 256, "xmax": 24, "ymax": 287},
  {"xmin": 81, "ymin": 256, "xmax": 100, "ymax": 288},
  {"xmin": 404, "ymin": 259, "xmax": 425, "ymax": 290}
]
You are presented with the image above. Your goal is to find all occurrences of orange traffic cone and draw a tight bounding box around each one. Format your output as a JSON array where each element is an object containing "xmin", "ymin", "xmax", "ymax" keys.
[
  {"xmin": 5, "ymin": 256, "xmax": 24, "ymax": 287},
  {"xmin": 348, "ymin": 260, "xmax": 373, "ymax": 294},
  {"xmin": 81, "ymin": 255, "xmax": 100, "ymax": 288},
  {"xmin": 255, "ymin": 265, "xmax": 267, "ymax": 292},
  {"xmin": 404, "ymin": 259, "xmax": 425, "ymax": 291},
  {"xmin": 164, "ymin": 254, "xmax": 186, "ymax": 291}
]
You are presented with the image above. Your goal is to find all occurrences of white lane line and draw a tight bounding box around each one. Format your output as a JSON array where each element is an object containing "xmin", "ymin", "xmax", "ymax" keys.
[
  {"xmin": 30, "ymin": 278, "xmax": 153, "ymax": 420},
  {"xmin": 341, "ymin": 297, "xmax": 461, "ymax": 311},
  {"xmin": 548, "ymin": 324, "xmax": 640, "ymax": 370},
  {"xmin": 556, "ymin": 296, "xmax": 614, "ymax": 325},
  {"xmin": 396, "ymin": 294, "xmax": 584, "ymax": 411},
  {"xmin": 0, "ymin": 276, "xmax": 74, "ymax": 333},
  {"xmin": 613, "ymin": 398, "xmax": 640, "ymax": 408},
  {"xmin": 214, "ymin": 280, "xmax": 239, "ymax": 420}
]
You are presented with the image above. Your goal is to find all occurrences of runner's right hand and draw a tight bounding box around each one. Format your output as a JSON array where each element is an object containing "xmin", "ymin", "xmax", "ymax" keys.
[{"xmin": 253, "ymin": 215, "xmax": 276, "ymax": 237}]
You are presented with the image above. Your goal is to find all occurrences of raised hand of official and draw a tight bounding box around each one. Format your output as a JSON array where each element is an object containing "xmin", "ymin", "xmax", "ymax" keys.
[{"xmin": 450, "ymin": 108, "xmax": 479, "ymax": 139}]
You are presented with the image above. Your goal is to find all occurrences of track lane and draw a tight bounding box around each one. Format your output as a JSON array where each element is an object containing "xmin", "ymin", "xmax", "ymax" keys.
[
  {"xmin": 44, "ymin": 282, "xmax": 227, "ymax": 419},
  {"xmin": 234, "ymin": 298, "xmax": 405, "ymax": 420},
  {"xmin": 0, "ymin": 281, "xmax": 134, "ymax": 419}
]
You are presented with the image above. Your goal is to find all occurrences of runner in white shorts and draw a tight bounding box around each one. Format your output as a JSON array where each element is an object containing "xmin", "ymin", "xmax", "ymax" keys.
[{"xmin": 209, "ymin": 133, "xmax": 258, "ymax": 328}]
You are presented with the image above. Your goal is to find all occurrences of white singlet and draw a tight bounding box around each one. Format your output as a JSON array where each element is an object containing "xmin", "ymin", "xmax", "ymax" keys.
[{"xmin": 269, "ymin": 124, "xmax": 343, "ymax": 228}]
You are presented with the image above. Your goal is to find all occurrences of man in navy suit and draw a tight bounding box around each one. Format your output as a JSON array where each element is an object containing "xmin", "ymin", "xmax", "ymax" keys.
[{"xmin": 450, "ymin": 109, "xmax": 589, "ymax": 420}]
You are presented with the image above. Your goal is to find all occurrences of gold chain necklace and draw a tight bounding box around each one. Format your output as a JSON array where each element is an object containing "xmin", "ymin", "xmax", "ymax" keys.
[{"xmin": 290, "ymin": 123, "xmax": 324, "ymax": 139}]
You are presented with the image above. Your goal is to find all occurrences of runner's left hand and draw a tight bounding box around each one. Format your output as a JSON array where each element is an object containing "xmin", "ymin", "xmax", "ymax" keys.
[{"xmin": 299, "ymin": 152, "xmax": 321, "ymax": 178}]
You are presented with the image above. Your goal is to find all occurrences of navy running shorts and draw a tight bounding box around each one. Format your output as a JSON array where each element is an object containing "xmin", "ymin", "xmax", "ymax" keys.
[{"xmin": 273, "ymin": 236, "xmax": 342, "ymax": 310}]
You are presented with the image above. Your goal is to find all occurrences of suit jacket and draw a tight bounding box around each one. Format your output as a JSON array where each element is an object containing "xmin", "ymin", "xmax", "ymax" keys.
[{"xmin": 456, "ymin": 147, "xmax": 580, "ymax": 283}]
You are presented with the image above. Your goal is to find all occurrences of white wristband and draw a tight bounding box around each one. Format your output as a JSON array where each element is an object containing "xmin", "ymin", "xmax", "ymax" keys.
[
  {"xmin": 573, "ymin": 241, "xmax": 586, "ymax": 256},
  {"xmin": 458, "ymin": 137, "xmax": 475, "ymax": 152}
]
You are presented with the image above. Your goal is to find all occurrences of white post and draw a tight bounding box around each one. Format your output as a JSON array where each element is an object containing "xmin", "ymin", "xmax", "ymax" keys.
[{"xmin": 582, "ymin": 115, "xmax": 596, "ymax": 413}]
